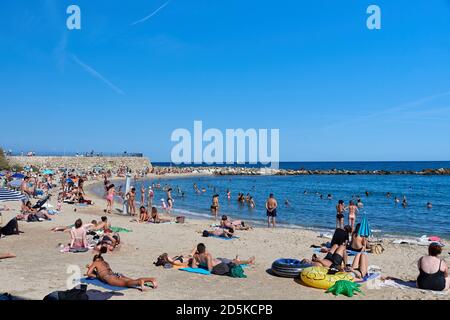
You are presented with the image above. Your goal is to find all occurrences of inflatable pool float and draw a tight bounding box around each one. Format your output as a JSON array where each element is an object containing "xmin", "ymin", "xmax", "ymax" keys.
[
  {"xmin": 300, "ymin": 266, "xmax": 354, "ymax": 290},
  {"xmin": 271, "ymin": 259, "xmax": 312, "ymax": 278}
]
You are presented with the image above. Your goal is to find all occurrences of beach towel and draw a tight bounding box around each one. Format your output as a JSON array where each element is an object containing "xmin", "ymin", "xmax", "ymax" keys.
[
  {"xmin": 179, "ymin": 264, "xmax": 248, "ymax": 276},
  {"xmin": 110, "ymin": 227, "xmax": 132, "ymax": 233},
  {"xmin": 79, "ymin": 278, "xmax": 130, "ymax": 291},
  {"xmin": 359, "ymin": 273, "xmax": 381, "ymax": 283},
  {"xmin": 209, "ymin": 235, "xmax": 240, "ymax": 241},
  {"xmin": 377, "ymin": 279, "xmax": 449, "ymax": 295},
  {"xmin": 179, "ymin": 268, "xmax": 212, "ymax": 275},
  {"xmin": 313, "ymin": 248, "xmax": 367, "ymax": 257}
]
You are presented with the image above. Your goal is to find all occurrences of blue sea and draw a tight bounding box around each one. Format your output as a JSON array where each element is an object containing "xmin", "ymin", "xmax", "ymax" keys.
[{"xmin": 96, "ymin": 162, "xmax": 450, "ymax": 238}]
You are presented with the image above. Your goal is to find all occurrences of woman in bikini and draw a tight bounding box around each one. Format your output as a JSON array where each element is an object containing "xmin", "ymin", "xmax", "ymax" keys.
[
  {"xmin": 150, "ymin": 207, "xmax": 172, "ymax": 223},
  {"xmin": 86, "ymin": 250, "xmax": 158, "ymax": 292},
  {"xmin": 105, "ymin": 184, "xmax": 116, "ymax": 214},
  {"xmin": 70, "ymin": 219, "xmax": 87, "ymax": 249},
  {"xmin": 166, "ymin": 188, "xmax": 174, "ymax": 213},
  {"xmin": 347, "ymin": 200, "xmax": 359, "ymax": 231},
  {"xmin": 349, "ymin": 223, "xmax": 366, "ymax": 253},
  {"xmin": 126, "ymin": 187, "xmax": 137, "ymax": 216},
  {"xmin": 210, "ymin": 194, "xmax": 219, "ymax": 219}
]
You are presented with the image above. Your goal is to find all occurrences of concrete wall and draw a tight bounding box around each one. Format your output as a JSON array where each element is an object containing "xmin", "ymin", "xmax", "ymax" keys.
[{"xmin": 7, "ymin": 156, "xmax": 152, "ymax": 173}]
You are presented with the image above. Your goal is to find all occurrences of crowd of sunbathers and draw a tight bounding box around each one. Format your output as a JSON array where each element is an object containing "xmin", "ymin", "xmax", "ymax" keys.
[{"xmin": 1, "ymin": 166, "xmax": 449, "ymax": 294}]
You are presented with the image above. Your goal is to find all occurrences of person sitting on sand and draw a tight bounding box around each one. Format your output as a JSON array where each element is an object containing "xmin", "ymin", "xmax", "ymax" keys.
[
  {"xmin": 139, "ymin": 206, "xmax": 149, "ymax": 222},
  {"xmin": 416, "ymin": 243, "xmax": 450, "ymax": 291},
  {"xmin": 345, "ymin": 251, "xmax": 369, "ymax": 281},
  {"xmin": 349, "ymin": 223, "xmax": 367, "ymax": 253},
  {"xmin": 70, "ymin": 219, "xmax": 87, "ymax": 249},
  {"xmin": 0, "ymin": 253, "xmax": 16, "ymax": 259},
  {"xmin": 95, "ymin": 216, "xmax": 112, "ymax": 232},
  {"xmin": 189, "ymin": 243, "xmax": 255, "ymax": 274},
  {"xmin": 149, "ymin": 207, "xmax": 172, "ymax": 224},
  {"xmin": 220, "ymin": 215, "xmax": 251, "ymax": 231},
  {"xmin": 86, "ymin": 248, "xmax": 157, "ymax": 291},
  {"xmin": 202, "ymin": 228, "xmax": 235, "ymax": 239}
]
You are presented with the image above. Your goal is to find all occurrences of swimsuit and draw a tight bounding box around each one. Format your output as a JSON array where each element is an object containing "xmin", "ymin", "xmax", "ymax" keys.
[
  {"xmin": 267, "ymin": 208, "xmax": 277, "ymax": 217},
  {"xmin": 417, "ymin": 258, "xmax": 446, "ymax": 291}
]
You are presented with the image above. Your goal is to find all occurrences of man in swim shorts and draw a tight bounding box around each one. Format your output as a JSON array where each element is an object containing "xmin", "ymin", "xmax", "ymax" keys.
[{"xmin": 266, "ymin": 193, "xmax": 278, "ymax": 228}]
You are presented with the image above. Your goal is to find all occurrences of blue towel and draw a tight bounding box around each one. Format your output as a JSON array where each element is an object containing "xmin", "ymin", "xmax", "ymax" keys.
[
  {"xmin": 360, "ymin": 273, "xmax": 381, "ymax": 283},
  {"xmin": 179, "ymin": 268, "xmax": 212, "ymax": 275},
  {"xmin": 209, "ymin": 235, "xmax": 240, "ymax": 241},
  {"xmin": 179, "ymin": 264, "xmax": 248, "ymax": 276},
  {"xmin": 80, "ymin": 278, "xmax": 131, "ymax": 291},
  {"xmin": 313, "ymin": 248, "xmax": 367, "ymax": 256}
]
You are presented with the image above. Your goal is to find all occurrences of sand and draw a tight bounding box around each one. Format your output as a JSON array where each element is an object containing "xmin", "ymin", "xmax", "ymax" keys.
[{"xmin": 0, "ymin": 176, "xmax": 449, "ymax": 300}]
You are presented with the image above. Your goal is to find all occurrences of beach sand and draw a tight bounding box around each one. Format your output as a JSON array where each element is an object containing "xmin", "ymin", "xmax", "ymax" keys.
[{"xmin": 0, "ymin": 177, "xmax": 449, "ymax": 300}]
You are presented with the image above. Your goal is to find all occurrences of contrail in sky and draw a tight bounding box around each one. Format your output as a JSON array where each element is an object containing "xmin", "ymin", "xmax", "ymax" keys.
[
  {"xmin": 131, "ymin": 1, "xmax": 171, "ymax": 26},
  {"xmin": 70, "ymin": 54, "xmax": 125, "ymax": 95}
]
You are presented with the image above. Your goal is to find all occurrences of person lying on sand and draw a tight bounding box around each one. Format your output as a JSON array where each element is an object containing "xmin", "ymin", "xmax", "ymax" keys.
[
  {"xmin": 86, "ymin": 249, "xmax": 157, "ymax": 292},
  {"xmin": 50, "ymin": 220, "xmax": 98, "ymax": 232},
  {"xmin": 189, "ymin": 243, "xmax": 255, "ymax": 273},
  {"xmin": 202, "ymin": 228, "xmax": 235, "ymax": 239},
  {"xmin": 220, "ymin": 215, "xmax": 252, "ymax": 231},
  {"xmin": 94, "ymin": 233, "xmax": 120, "ymax": 252},
  {"xmin": 0, "ymin": 253, "xmax": 16, "ymax": 259},
  {"xmin": 156, "ymin": 253, "xmax": 190, "ymax": 268},
  {"xmin": 302, "ymin": 243, "xmax": 348, "ymax": 271}
]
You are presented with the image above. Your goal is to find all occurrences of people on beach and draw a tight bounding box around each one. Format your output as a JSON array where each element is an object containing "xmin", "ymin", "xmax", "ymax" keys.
[
  {"xmin": 210, "ymin": 194, "xmax": 219, "ymax": 218},
  {"xmin": 150, "ymin": 207, "xmax": 172, "ymax": 223},
  {"xmin": 347, "ymin": 200, "xmax": 359, "ymax": 231},
  {"xmin": 416, "ymin": 243, "xmax": 449, "ymax": 291},
  {"xmin": 202, "ymin": 228, "xmax": 235, "ymax": 239},
  {"xmin": 86, "ymin": 249, "xmax": 157, "ymax": 291},
  {"xmin": 140, "ymin": 185, "xmax": 145, "ymax": 206},
  {"xmin": 220, "ymin": 215, "xmax": 251, "ymax": 231},
  {"xmin": 126, "ymin": 187, "xmax": 137, "ymax": 216},
  {"xmin": 147, "ymin": 186, "xmax": 154, "ymax": 209},
  {"xmin": 139, "ymin": 206, "xmax": 149, "ymax": 222},
  {"xmin": 349, "ymin": 224, "xmax": 367, "ymax": 253},
  {"xmin": 105, "ymin": 184, "xmax": 116, "ymax": 214},
  {"xmin": 70, "ymin": 218, "xmax": 87, "ymax": 249},
  {"xmin": 189, "ymin": 243, "xmax": 255, "ymax": 274},
  {"xmin": 336, "ymin": 200, "xmax": 345, "ymax": 229},
  {"xmin": 265, "ymin": 193, "xmax": 278, "ymax": 228},
  {"xmin": 166, "ymin": 188, "xmax": 174, "ymax": 212}
]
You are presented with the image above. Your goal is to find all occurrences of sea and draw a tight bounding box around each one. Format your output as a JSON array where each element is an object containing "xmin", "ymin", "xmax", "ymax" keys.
[{"xmin": 94, "ymin": 161, "xmax": 450, "ymax": 238}]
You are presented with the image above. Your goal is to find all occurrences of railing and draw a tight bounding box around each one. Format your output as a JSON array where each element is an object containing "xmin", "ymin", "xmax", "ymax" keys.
[{"xmin": 6, "ymin": 152, "xmax": 144, "ymax": 158}]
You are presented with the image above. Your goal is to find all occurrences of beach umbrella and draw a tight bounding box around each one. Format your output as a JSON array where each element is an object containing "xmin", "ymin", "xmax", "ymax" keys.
[
  {"xmin": 42, "ymin": 169, "xmax": 54, "ymax": 175},
  {"xmin": 358, "ymin": 213, "xmax": 372, "ymax": 238},
  {"xmin": 0, "ymin": 188, "xmax": 26, "ymax": 202},
  {"xmin": 11, "ymin": 173, "xmax": 25, "ymax": 179}
]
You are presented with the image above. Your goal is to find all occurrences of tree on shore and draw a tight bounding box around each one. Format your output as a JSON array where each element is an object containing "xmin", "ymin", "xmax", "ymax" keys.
[{"xmin": 0, "ymin": 148, "xmax": 10, "ymax": 170}]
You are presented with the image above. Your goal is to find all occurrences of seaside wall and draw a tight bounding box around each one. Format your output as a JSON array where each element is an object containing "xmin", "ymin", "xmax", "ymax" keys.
[{"xmin": 7, "ymin": 156, "xmax": 152, "ymax": 172}]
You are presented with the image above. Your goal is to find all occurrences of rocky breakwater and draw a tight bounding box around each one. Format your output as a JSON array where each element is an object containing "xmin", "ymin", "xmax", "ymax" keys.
[
  {"xmin": 154, "ymin": 166, "xmax": 450, "ymax": 176},
  {"xmin": 7, "ymin": 156, "xmax": 152, "ymax": 173}
]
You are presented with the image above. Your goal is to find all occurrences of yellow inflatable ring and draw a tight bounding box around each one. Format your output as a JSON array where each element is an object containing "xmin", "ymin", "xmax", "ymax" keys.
[{"xmin": 300, "ymin": 266, "xmax": 354, "ymax": 290}]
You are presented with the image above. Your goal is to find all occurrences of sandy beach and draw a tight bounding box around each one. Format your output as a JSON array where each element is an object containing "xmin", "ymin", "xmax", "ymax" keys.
[{"xmin": 1, "ymin": 175, "xmax": 449, "ymax": 300}]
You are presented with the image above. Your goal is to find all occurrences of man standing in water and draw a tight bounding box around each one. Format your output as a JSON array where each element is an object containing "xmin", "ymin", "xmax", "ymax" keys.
[
  {"xmin": 265, "ymin": 193, "xmax": 278, "ymax": 228},
  {"xmin": 211, "ymin": 194, "xmax": 219, "ymax": 219}
]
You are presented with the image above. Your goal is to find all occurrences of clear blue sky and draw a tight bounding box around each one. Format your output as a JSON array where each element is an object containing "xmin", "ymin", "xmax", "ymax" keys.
[{"xmin": 1, "ymin": 0, "xmax": 450, "ymax": 161}]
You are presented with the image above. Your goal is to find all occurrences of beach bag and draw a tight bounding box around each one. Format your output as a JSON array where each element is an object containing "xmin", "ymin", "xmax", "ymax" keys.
[
  {"xmin": 370, "ymin": 244, "xmax": 384, "ymax": 255},
  {"xmin": 211, "ymin": 262, "xmax": 230, "ymax": 276},
  {"xmin": 229, "ymin": 265, "xmax": 247, "ymax": 278}
]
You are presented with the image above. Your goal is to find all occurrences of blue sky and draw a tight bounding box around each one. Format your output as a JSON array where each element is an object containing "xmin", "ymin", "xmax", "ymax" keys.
[{"xmin": 1, "ymin": 0, "xmax": 450, "ymax": 161}]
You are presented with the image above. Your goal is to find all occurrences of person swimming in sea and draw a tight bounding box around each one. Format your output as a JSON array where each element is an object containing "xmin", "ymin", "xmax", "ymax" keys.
[
  {"xmin": 427, "ymin": 202, "xmax": 433, "ymax": 209},
  {"xmin": 402, "ymin": 196, "xmax": 408, "ymax": 208}
]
